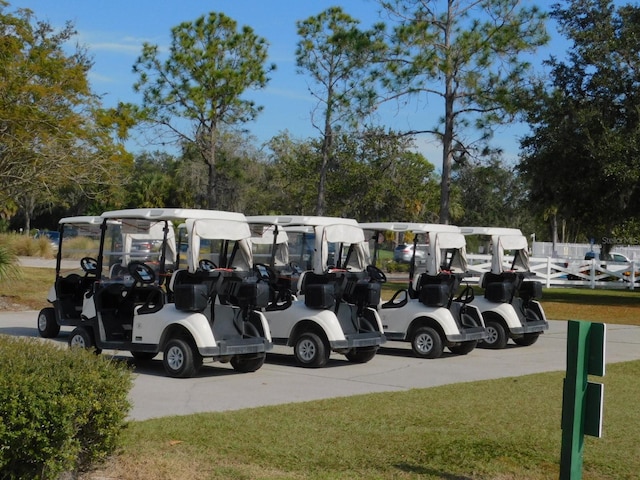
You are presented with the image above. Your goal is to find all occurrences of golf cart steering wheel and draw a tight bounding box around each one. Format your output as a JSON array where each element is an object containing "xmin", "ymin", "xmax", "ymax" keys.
[
  {"xmin": 80, "ymin": 257, "xmax": 98, "ymax": 275},
  {"xmin": 366, "ymin": 265, "xmax": 387, "ymax": 283},
  {"xmin": 254, "ymin": 263, "xmax": 276, "ymax": 282},
  {"xmin": 198, "ymin": 259, "xmax": 218, "ymax": 271},
  {"xmin": 288, "ymin": 261, "xmax": 301, "ymax": 273},
  {"xmin": 127, "ymin": 261, "xmax": 156, "ymax": 285},
  {"xmin": 456, "ymin": 285, "xmax": 475, "ymax": 304}
]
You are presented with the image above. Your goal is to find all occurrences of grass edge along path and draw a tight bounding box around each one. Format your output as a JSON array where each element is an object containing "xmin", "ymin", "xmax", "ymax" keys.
[{"xmin": 86, "ymin": 361, "xmax": 640, "ymax": 480}]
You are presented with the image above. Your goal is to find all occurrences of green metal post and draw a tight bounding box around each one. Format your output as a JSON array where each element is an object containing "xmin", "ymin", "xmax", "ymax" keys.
[{"xmin": 560, "ymin": 320, "xmax": 606, "ymax": 480}]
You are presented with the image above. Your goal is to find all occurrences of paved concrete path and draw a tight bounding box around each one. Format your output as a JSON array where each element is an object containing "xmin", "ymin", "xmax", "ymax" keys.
[{"xmin": 1, "ymin": 310, "xmax": 639, "ymax": 421}]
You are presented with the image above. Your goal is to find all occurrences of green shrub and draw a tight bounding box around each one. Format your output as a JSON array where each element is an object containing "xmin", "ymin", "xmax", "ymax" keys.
[
  {"xmin": 0, "ymin": 245, "xmax": 20, "ymax": 282},
  {"xmin": 383, "ymin": 260, "xmax": 410, "ymax": 273},
  {"xmin": 0, "ymin": 336, "xmax": 133, "ymax": 479}
]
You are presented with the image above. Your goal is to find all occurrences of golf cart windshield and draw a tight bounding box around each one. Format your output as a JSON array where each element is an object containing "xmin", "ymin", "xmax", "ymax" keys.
[{"xmin": 102, "ymin": 218, "xmax": 177, "ymax": 281}]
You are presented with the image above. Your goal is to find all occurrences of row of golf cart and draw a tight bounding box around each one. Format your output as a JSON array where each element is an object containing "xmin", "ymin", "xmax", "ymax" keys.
[{"xmin": 38, "ymin": 209, "xmax": 548, "ymax": 378}]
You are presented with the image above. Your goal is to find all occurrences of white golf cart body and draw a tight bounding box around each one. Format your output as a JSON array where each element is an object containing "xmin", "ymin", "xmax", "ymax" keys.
[
  {"xmin": 461, "ymin": 226, "xmax": 549, "ymax": 348},
  {"xmin": 360, "ymin": 222, "xmax": 487, "ymax": 358},
  {"xmin": 72, "ymin": 208, "xmax": 272, "ymax": 378},
  {"xmin": 37, "ymin": 216, "xmax": 104, "ymax": 338},
  {"xmin": 247, "ymin": 215, "xmax": 386, "ymax": 367}
]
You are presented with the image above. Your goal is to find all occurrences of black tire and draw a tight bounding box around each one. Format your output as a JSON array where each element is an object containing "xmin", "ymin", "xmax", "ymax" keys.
[
  {"xmin": 231, "ymin": 353, "xmax": 266, "ymax": 373},
  {"xmin": 294, "ymin": 332, "xmax": 330, "ymax": 368},
  {"xmin": 448, "ymin": 340, "xmax": 477, "ymax": 355},
  {"xmin": 483, "ymin": 320, "xmax": 508, "ymax": 349},
  {"xmin": 37, "ymin": 307, "xmax": 60, "ymax": 338},
  {"xmin": 411, "ymin": 326, "xmax": 444, "ymax": 359},
  {"xmin": 131, "ymin": 351, "xmax": 158, "ymax": 361},
  {"xmin": 68, "ymin": 326, "xmax": 101, "ymax": 354},
  {"xmin": 513, "ymin": 333, "xmax": 540, "ymax": 347},
  {"xmin": 163, "ymin": 338, "xmax": 202, "ymax": 378},
  {"xmin": 345, "ymin": 346, "xmax": 378, "ymax": 364}
]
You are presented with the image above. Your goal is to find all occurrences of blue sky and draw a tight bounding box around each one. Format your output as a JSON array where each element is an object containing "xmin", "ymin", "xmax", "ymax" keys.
[{"xmin": 10, "ymin": 0, "xmax": 559, "ymax": 164}]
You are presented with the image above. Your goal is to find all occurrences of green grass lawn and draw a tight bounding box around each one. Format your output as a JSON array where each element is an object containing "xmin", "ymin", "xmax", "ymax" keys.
[{"xmin": 89, "ymin": 361, "xmax": 640, "ymax": 480}]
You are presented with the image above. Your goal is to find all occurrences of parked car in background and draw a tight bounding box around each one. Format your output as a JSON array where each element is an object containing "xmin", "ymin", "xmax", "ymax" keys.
[
  {"xmin": 34, "ymin": 230, "xmax": 60, "ymax": 249},
  {"xmin": 393, "ymin": 243, "xmax": 427, "ymax": 263},
  {"xmin": 585, "ymin": 250, "xmax": 630, "ymax": 263}
]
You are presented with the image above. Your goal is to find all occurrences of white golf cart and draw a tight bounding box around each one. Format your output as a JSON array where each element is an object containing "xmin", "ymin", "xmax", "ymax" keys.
[
  {"xmin": 38, "ymin": 216, "xmax": 104, "ymax": 338},
  {"xmin": 461, "ymin": 227, "xmax": 549, "ymax": 348},
  {"xmin": 68, "ymin": 208, "xmax": 272, "ymax": 378},
  {"xmin": 247, "ymin": 215, "xmax": 386, "ymax": 368},
  {"xmin": 360, "ymin": 222, "xmax": 487, "ymax": 359}
]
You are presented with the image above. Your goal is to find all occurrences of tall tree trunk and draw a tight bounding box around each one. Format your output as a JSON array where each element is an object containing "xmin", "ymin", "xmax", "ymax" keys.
[
  {"xmin": 316, "ymin": 103, "xmax": 333, "ymax": 216},
  {"xmin": 18, "ymin": 193, "xmax": 35, "ymax": 234},
  {"xmin": 439, "ymin": 6, "xmax": 454, "ymax": 225},
  {"xmin": 440, "ymin": 104, "xmax": 454, "ymax": 225},
  {"xmin": 207, "ymin": 126, "xmax": 218, "ymax": 209},
  {"xmin": 550, "ymin": 213, "xmax": 558, "ymax": 255}
]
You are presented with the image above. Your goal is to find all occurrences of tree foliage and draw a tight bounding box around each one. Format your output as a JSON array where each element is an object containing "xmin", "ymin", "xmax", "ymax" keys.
[
  {"xmin": 379, "ymin": 0, "xmax": 549, "ymax": 224},
  {"xmin": 133, "ymin": 12, "xmax": 275, "ymax": 210},
  {"xmin": 519, "ymin": 0, "xmax": 640, "ymax": 248},
  {"xmin": 259, "ymin": 128, "xmax": 440, "ymax": 221},
  {"xmin": 296, "ymin": 7, "xmax": 385, "ymax": 215},
  {"xmin": 452, "ymin": 156, "xmax": 534, "ymax": 230},
  {"xmin": 0, "ymin": 4, "xmax": 129, "ymax": 231}
]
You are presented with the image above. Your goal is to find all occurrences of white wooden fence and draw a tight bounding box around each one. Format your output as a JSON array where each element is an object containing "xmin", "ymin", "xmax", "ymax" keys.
[{"xmin": 466, "ymin": 254, "xmax": 638, "ymax": 290}]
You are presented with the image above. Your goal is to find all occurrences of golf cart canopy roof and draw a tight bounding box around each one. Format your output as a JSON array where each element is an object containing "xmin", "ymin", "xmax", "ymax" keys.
[
  {"xmin": 247, "ymin": 215, "xmax": 359, "ymax": 228},
  {"xmin": 101, "ymin": 208, "xmax": 246, "ymax": 222},
  {"xmin": 359, "ymin": 222, "xmax": 460, "ymax": 234},
  {"xmin": 58, "ymin": 216, "xmax": 104, "ymax": 225},
  {"xmin": 460, "ymin": 226, "xmax": 523, "ymax": 237}
]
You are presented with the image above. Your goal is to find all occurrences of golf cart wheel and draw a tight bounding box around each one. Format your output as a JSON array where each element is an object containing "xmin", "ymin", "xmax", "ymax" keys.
[
  {"xmin": 68, "ymin": 326, "xmax": 101, "ymax": 354},
  {"xmin": 513, "ymin": 333, "xmax": 540, "ymax": 347},
  {"xmin": 37, "ymin": 307, "xmax": 60, "ymax": 338},
  {"xmin": 230, "ymin": 353, "xmax": 266, "ymax": 373},
  {"xmin": 163, "ymin": 337, "xmax": 202, "ymax": 378},
  {"xmin": 448, "ymin": 340, "xmax": 477, "ymax": 356},
  {"xmin": 483, "ymin": 320, "xmax": 508, "ymax": 349},
  {"xmin": 345, "ymin": 346, "xmax": 378, "ymax": 364},
  {"xmin": 294, "ymin": 332, "xmax": 330, "ymax": 368},
  {"xmin": 131, "ymin": 351, "xmax": 158, "ymax": 361},
  {"xmin": 411, "ymin": 326, "xmax": 443, "ymax": 359}
]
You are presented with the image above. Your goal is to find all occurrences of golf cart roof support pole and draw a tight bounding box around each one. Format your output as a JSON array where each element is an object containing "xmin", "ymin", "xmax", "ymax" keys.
[
  {"xmin": 55, "ymin": 222, "xmax": 64, "ymax": 277},
  {"xmin": 96, "ymin": 219, "xmax": 109, "ymax": 281},
  {"xmin": 159, "ymin": 221, "xmax": 170, "ymax": 285},
  {"xmin": 409, "ymin": 234, "xmax": 419, "ymax": 282},
  {"xmin": 371, "ymin": 231, "xmax": 380, "ymax": 266},
  {"xmin": 268, "ymin": 224, "xmax": 279, "ymax": 268}
]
